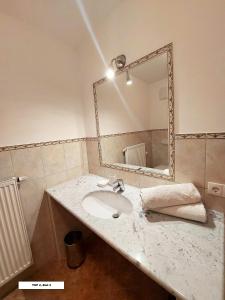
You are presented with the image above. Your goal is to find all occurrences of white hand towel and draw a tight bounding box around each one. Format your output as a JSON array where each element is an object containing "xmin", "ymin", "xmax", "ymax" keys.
[
  {"xmin": 150, "ymin": 203, "xmax": 207, "ymax": 223},
  {"xmin": 141, "ymin": 183, "xmax": 201, "ymax": 209}
]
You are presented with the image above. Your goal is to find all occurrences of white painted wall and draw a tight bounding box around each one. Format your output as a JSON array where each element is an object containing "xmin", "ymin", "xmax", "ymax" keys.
[
  {"xmin": 1, "ymin": 0, "xmax": 224, "ymax": 146},
  {"xmin": 97, "ymin": 73, "xmax": 150, "ymax": 135},
  {"xmin": 148, "ymin": 78, "xmax": 168, "ymax": 130},
  {"xmin": 0, "ymin": 13, "xmax": 85, "ymax": 146},
  {"xmin": 78, "ymin": 0, "xmax": 225, "ymax": 136},
  {"xmin": 97, "ymin": 74, "xmax": 168, "ymax": 134}
]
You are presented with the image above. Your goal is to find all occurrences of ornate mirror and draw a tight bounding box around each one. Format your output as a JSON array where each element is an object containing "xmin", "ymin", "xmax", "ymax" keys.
[{"xmin": 93, "ymin": 44, "xmax": 175, "ymax": 180}]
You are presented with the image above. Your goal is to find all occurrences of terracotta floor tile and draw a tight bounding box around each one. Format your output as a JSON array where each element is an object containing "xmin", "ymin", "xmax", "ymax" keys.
[
  {"xmin": 3, "ymin": 290, "xmax": 26, "ymax": 300},
  {"xmin": 4, "ymin": 235, "xmax": 169, "ymax": 300}
]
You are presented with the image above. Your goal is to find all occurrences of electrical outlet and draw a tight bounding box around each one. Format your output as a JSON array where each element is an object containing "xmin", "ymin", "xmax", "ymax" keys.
[{"xmin": 207, "ymin": 182, "xmax": 223, "ymax": 197}]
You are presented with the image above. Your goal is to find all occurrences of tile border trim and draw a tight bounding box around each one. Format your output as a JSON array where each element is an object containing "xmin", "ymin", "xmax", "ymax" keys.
[
  {"xmin": 206, "ymin": 132, "xmax": 225, "ymax": 139},
  {"xmin": 0, "ymin": 138, "xmax": 86, "ymax": 152},
  {"xmin": 86, "ymin": 137, "xmax": 98, "ymax": 141},
  {"xmin": 1, "ymin": 131, "xmax": 224, "ymax": 153},
  {"xmin": 175, "ymin": 133, "xmax": 225, "ymax": 139},
  {"xmin": 99, "ymin": 129, "xmax": 167, "ymax": 139},
  {"xmin": 175, "ymin": 133, "xmax": 206, "ymax": 139}
]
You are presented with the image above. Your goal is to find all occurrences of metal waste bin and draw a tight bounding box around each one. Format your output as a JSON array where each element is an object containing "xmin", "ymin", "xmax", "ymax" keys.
[{"xmin": 64, "ymin": 231, "xmax": 85, "ymax": 268}]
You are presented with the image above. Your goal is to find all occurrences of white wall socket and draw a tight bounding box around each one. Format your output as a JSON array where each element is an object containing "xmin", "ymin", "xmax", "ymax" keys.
[{"xmin": 207, "ymin": 182, "xmax": 223, "ymax": 197}]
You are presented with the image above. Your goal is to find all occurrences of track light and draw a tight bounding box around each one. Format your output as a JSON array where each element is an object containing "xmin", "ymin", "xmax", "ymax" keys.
[
  {"xmin": 126, "ymin": 70, "xmax": 132, "ymax": 85},
  {"xmin": 105, "ymin": 54, "xmax": 126, "ymax": 80},
  {"xmin": 106, "ymin": 67, "xmax": 115, "ymax": 79}
]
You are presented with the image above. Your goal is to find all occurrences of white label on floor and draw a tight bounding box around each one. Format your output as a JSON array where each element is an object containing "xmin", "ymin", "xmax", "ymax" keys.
[{"xmin": 18, "ymin": 281, "xmax": 64, "ymax": 289}]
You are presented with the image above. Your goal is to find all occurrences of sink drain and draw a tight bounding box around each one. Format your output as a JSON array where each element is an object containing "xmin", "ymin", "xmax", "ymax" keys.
[{"xmin": 112, "ymin": 212, "xmax": 120, "ymax": 218}]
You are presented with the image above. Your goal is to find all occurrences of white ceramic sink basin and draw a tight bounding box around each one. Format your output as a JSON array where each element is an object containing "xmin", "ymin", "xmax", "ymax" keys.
[{"xmin": 82, "ymin": 190, "xmax": 133, "ymax": 219}]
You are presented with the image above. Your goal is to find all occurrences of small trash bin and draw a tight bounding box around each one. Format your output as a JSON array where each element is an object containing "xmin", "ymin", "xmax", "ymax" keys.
[{"xmin": 64, "ymin": 231, "xmax": 85, "ymax": 268}]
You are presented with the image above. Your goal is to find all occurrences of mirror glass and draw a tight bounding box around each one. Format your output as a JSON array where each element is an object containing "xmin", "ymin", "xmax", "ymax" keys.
[{"xmin": 94, "ymin": 45, "xmax": 174, "ymax": 178}]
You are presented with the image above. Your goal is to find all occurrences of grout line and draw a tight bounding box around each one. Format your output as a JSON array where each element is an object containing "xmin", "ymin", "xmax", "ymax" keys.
[
  {"xmin": 9, "ymin": 150, "xmax": 15, "ymax": 178},
  {"xmin": 204, "ymin": 137, "xmax": 207, "ymax": 193},
  {"xmin": 46, "ymin": 194, "xmax": 60, "ymax": 260},
  {"xmin": 79, "ymin": 141, "xmax": 84, "ymax": 169},
  {"xmin": 38, "ymin": 146, "xmax": 46, "ymax": 180},
  {"xmin": 40, "ymin": 146, "xmax": 47, "ymax": 178},
  {"xmin": 61, "ymin": 142, "xmax": 67, "ymax": 173}
]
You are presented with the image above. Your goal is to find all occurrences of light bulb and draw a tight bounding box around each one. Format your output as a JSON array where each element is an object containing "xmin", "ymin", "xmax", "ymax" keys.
[
  {"xmin": 126, "ymin": 70, "xmax": 133, "ymax": 85},
  {"xmin": 126, "ymin": 79, "xmax": 133, "ymax": 85},
  {"xmin": 106, "ymin": 67, "xmax": 115, "ymax": 80}
]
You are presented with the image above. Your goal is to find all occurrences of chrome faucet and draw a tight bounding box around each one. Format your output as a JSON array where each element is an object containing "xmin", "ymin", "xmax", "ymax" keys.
[{"xmin": 112, "ymin": 179, "xmax": 125, "ymax": 193}]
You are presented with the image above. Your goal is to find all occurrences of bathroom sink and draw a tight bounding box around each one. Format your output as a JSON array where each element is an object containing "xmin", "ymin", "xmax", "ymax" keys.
[{"xmin": 82, "ymin": 190, "xmax": 132, "ymax": 219}]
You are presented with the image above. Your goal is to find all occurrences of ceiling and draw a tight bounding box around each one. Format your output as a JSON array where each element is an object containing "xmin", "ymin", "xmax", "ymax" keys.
[
  {"xmin": 131, "ymin": 53, "xmax": 168, "ymax": 84},
  {"xmin": 0, "ymin": 0, "xmax": 123, "ymax": 48}
]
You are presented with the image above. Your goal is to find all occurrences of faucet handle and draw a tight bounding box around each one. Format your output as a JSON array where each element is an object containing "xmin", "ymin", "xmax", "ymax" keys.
[
  {"xmin": 118, "ymin": 178, "xmax": 124, "ymax": 186},
  {"xmin": 112, "ymin": 178, "xmax": 125, "ymax": 193},
  {"xmin": 112, "ymin": 179, "xmax": 119, "ymax": 189}
]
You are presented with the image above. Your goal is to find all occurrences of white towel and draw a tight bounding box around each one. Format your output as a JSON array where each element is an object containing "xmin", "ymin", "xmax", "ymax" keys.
[
  {"xmin": 141, "ymin": 183, "xmax": 201, "ymax": 209},
  {"xmin": 151, "ymin": 203, "xmax": 207, "ymax": 223}
]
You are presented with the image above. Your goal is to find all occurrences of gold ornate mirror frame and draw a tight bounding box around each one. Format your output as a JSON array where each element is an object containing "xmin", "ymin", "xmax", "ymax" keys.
[{"xmin": 93, "ymin": 43, "xmax": 175, "ymax": 180}]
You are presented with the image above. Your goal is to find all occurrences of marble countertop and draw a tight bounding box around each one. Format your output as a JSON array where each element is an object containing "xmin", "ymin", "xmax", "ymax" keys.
[{"xmin": 47, "ymin": 174, "xmax": 224, "ymax": 300}]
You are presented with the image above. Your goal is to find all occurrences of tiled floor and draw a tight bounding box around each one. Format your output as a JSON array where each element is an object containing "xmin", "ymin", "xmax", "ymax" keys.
[{"xmin": 4, "ymin": 235, "xmax": 169, "ymax": 300}]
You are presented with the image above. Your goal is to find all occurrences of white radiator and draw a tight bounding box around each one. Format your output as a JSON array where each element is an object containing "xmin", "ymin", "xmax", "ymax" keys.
[
  {"xmin": 0, "ymin": 178, "xmax": 32, "ymax": 287},
  {"xmin": 123, "ymin": 143, "xmax": 146, "ymax": 167}
]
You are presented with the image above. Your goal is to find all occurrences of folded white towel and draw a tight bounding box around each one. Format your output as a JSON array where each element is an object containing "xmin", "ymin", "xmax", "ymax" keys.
[
  {"xmin": 141, "ymin": 183, "xmax": 201, "ymax": 209},
  {"xmin": 150, "ymin": 203, "xmax": 207, "ymax": 223}
]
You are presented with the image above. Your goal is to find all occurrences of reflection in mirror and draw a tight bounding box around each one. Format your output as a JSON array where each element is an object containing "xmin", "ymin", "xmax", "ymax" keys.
[{"xmin": 94, "ymin": 44, "xmax": 174, "ymax": 179}]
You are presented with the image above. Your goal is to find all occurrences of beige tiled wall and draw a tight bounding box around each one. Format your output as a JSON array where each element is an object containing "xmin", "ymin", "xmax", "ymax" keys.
[
  {"xmin": 0, "ymin": 134, "xmax": 224, "ymax": 293},
  {"xmin": 151, "ymin": 130, "xmax": 168, "ymax": 167},
  {"xmin": 101, "ymin": 131, "xmax": 152, "ymax": 166},
  {"xmin": 0, "ymin": 140, "xmax": 88, "ymax": 271},
  {"xmin": 175, "ymin": 139, "xmax": 206, "ymax": 188},
  {"xmin": 100, "ymin": 130, "xmax": 168, "ymax": 168},
  {"xmin": 86, "ymin": 139, "xmax": 172, "ymax": 188},
  {"xmin": 86, "ymin": 138, "xmax": 225, "ymax": 213},
  {"xmin": 175, "ymin": 138, "xmax": 225, "ymax": 212}
]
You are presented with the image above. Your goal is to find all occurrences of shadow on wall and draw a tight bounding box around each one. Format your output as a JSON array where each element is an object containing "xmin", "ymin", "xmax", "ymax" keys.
[
  {"xmin": 49, "ymin": 199, "xmax": 92, "ymax": 260},
  {"xmin": 30, "ymin": 192, "xmax": 57, "ymax": 270}
]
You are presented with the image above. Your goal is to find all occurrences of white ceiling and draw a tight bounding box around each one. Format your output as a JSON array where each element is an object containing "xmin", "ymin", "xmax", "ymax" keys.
[
  {"xmin": 131, "ymin": 53, "xmax": 168, "ymax": 84},
  {"xmin": 0, "ymin": 0, "xmax": 123, "ymax": 48}
]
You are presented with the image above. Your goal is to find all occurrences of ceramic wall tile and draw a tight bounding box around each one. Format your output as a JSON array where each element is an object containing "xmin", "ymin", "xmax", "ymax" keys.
[
  {"xmin": 63, "ymin": 141, "xmax": 82, "ymax": 169},
  {"xmin": 204, "ymin": 190, "xmax": 225, "ymax": 213},
  {"xmin": 66, "ymin": 166, "xmax": 87, "ymax": 180},
  {"xmin": 30, "ymin": 193, "xmax": 57, "ymax": 271},
  {"xmin": 11, "ymin": 148, "xmax": 44, "ymax": 179},
  {"xmin": 151, "ymin": 130, "xmax": 168, "ymax": 168},
  {"xmin": 175, "ymin": 139, "xmax": 206, "ymax": 188},
  {"xmin": 206, "ymin": 139, "xmax": 225, "ymax": 185},
  {"xmin": 45, "ymin": 171, "xmax": 68, "ymax": 188},
  {"xmin": 41, "ymin": 144, "xmax": 65, "ymax": 176},
  {"xmin": 0, "ymin": 140, "xmax": 89, "ymax": 288},
  {"xmin": 0, "ymin": 151, "xmax": 13, "ymax": 180},
  {"xmin": 1, "ymin": 132, "xmax": 225, "ymax": 286},
  {"xmin": 81, "ymin": 140, "xmax": 88, "ymax": 170},
  {"xmin": 101, "ymin": 131, "xmax": 152, "ymax": 167},
  {"xmin": 19, "ymin": 178, "xmax": 46, "ymax": 240},
  {"xmin": 139, "ymin": 174, "xmax": 173, "ymax": 188},
  {"xmin": 86, "ymin": 140, "xmax": 100, "ymax": 168}
]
